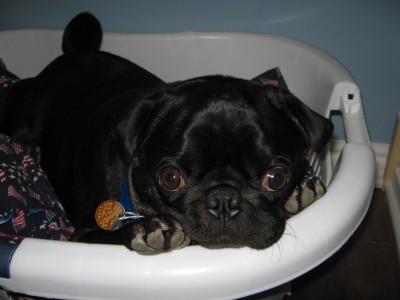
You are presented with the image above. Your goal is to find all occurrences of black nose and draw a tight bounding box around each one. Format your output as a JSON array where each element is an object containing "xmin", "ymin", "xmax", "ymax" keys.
[{"xmin": 206, "ymin": 186, "xmax": 242, "ymax": 221}]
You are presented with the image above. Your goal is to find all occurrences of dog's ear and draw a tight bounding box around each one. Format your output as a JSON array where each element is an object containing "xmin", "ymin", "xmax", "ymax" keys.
[
  {"xmin": 110, "ymin": 90, "xmax": 166, "ymax": 164},
  {"xmin": 287, "ymin": 95, "xmax": 333, "ymax": 152},
  {"xmin": 281, "ymin": 92, "xmax": 333, "ymax": 153}
]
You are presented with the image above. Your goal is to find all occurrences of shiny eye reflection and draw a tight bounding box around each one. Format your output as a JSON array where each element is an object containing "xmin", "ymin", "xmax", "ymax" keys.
[
  {"xmin": 262, "ymin": 167, "xmax": 289, "ymax": 191},
  {"xmin": 159, "ymin": 167, "xmax": 186, "ymax": 191}
]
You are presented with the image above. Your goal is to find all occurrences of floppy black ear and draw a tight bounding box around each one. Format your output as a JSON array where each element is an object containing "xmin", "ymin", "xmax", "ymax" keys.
[{"xmin": 283, "ymin": 93, "xmax": 333, "ymax": 153}]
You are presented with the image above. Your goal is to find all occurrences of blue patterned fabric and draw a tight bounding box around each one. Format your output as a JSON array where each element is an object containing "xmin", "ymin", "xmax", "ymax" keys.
[
  {"xmin": 0, "ymin": 133, "xmax": 75, "ymax": 243},
  {"xmin": 0, "ymin": 60, "xmax": 75, "ymax": 243}
]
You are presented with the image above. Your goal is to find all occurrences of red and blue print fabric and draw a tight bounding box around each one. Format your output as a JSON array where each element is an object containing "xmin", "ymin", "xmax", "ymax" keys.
[{"xmin": 0, "ymin": 60, "xmax": 75, "ymax": 243}]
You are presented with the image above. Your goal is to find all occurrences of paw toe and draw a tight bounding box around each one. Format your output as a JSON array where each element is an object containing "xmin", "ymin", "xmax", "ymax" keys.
[
  {"xmin": 147, "ymin": 228, "xmax": 166, "ymax": 250},
  {"xmin": 125, "ymin": 216, "xmax": 190, "ymax": 254}
]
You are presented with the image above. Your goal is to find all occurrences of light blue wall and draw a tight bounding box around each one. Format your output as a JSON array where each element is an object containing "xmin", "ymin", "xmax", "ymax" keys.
[{"xmin": 1, "ymin": 0, "xmax": 399, "ymax": 144}]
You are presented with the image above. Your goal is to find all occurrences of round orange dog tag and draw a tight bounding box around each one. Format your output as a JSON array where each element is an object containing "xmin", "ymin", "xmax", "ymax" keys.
[{"xmin": 95, "ymin": 200, "xmax": 125, "ymax": 230}]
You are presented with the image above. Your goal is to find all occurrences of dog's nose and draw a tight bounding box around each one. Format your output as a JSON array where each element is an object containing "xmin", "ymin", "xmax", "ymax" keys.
[{"xmin": 206, "ymin": 186, "xmax": 241, "ymax": 221}]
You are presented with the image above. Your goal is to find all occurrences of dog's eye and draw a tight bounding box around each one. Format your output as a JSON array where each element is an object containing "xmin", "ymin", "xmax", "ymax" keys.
[
  {"xmin": 159, "ymin": 167, "xmax": 185, "ymax": 191},
  {"xmin": 262, "ymin": 167, "xmax": 288, "ymax": 191}
]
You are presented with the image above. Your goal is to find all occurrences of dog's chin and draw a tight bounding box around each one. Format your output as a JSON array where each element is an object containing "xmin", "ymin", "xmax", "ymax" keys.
[
  {"xmin": 193, "ymin": 234, "xmax": 282, "ymax": 250},
  {"xmin": 192, "ymin": 222, "xmax": 285, "ymax": 250},
  {"xmin": 173, "ymin": 207, "xmax": 287, "ymax": 250}
]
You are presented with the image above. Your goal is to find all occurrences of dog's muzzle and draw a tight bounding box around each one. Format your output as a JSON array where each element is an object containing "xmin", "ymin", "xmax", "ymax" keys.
[{"xmin": 206, "ymin": 185, "xmax": 242, "ymax": 222}]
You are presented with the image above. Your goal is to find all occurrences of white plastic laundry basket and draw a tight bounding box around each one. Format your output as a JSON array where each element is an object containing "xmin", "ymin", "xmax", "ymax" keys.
[{"xmin": 0, "ymin": 30, "xmax": 375, "ymax": 300}]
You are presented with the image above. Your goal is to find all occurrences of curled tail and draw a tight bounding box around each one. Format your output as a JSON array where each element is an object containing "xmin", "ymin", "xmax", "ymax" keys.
[{"xmin": 62, "ymin": 12, "xmax": 102, "ymax": 56}]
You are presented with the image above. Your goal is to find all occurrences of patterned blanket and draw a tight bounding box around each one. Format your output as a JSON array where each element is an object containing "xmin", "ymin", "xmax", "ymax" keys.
[
  {"xmin": 0, "ymin": 133, "xmax": 75, "ymax": 243},
  {"xmin": 0, "ymin": 60, "xmax": 75, "ymax": 244}
]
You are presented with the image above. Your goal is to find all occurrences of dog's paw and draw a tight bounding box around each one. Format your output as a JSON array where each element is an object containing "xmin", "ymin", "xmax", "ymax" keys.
[
  {"xmin": 124, "ymin": 215, "xmax": 191, "ymax": 255},
  {"xmin": 284, "ymin": 177, "xmax": 326, "ymax": 215}
]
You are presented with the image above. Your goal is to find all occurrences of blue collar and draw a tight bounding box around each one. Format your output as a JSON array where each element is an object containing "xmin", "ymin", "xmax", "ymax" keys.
[
  {"xmin": 119, "ymin": 180, "xmax": 135, "ymax": 212},
  {"xmin": 111, "ymin": 180, "xmax": 144, "ymax": 230}
]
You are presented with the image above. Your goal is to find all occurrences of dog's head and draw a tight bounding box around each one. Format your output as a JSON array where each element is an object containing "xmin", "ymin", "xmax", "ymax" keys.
[{"xmin": 126, "ymin": 75, "xmax": 332, "ymax": 249}]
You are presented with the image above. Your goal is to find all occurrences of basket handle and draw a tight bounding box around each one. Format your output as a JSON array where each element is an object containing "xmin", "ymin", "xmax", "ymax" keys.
[{"xmin": 0, "ymin": 241, "xmax": 19, "ymax": 279}]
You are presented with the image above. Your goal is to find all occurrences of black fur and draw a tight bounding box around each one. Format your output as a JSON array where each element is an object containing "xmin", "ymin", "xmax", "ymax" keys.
[{"xmin": 0, "ymin": 13, "xmax": 333, "ymax": 253}]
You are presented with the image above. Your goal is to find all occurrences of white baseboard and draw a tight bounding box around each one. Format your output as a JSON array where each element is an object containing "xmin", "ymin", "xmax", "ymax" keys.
[
  {"xmin": 331, "ymin": 140, "xmax": 400, "ymax": 259},
  {"xmin": 384, "ymin": 170, "xmax": 400, "ymax": 260},
  {"xmin": 330, "ymin": 139, "xmax": 389, "ymax": 188}
]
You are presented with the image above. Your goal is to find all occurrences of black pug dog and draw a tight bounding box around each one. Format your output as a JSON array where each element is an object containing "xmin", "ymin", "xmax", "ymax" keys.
[{"xmin": 0, "ymin": 13, "xmax": 333, "ymax": 254}]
